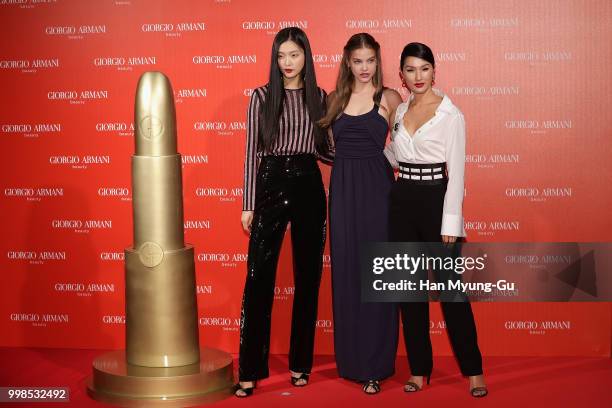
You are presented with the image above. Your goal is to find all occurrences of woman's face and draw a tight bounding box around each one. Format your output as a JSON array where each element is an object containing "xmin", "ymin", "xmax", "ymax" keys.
[
  {"xmin": 277, "ymin": 40, "xmax": 305, "ymax": 81},
  {"xmin": 348, "ymin": 47, "xmax": 377, "ymax": 84},
  {"xmin": 400, "ymin": 56, "xmax": 435, "ymax": 94}
]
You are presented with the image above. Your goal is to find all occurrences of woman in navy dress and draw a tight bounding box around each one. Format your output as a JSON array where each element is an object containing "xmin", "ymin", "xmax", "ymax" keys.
[{"xmin": 318, "ymin": 33, "xmax": 402, "ymax": 394}]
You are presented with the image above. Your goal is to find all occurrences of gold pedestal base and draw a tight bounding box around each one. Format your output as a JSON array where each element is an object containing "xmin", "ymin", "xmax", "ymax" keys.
[{"xmin": 87, "ymin": 348, "xmax": 234, "ymax": 407}]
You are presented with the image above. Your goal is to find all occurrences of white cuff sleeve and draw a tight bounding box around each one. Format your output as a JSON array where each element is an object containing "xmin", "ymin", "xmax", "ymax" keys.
[{"xmin": 441, "ymin": 213, "xmax": 466, "ymax": 238}]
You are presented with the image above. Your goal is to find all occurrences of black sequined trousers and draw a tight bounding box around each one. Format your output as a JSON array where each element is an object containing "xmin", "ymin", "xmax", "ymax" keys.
[{"xmin": 238, "ymin": 154, "xmax": 327, "ymax": 382}]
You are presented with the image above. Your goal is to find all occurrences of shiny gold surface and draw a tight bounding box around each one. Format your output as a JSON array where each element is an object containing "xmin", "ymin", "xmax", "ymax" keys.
[
  {"xmin": 87, "ymin": 349, "xmax": 233, "ymax": 407},
  {"xmin": 132, "ymin": 155, "xmax": 184, "ymax": 252},
  {"xmin": 134, "ymin": 72, "xmax": 177, "ymax": 157},
  {"xmin": 127, "ymin": 71, "xmax": 197, "ymax": 368},
  {"xmin": 88, "ymin": 71, "xmax": 233, "ymax": 405},
  {"xmin": 125, "ymin": 246, "xmax": 200, "ymax": 367}
]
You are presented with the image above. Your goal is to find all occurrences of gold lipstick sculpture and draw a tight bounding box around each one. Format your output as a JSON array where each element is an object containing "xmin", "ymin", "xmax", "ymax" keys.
[{"xmin": 87, "ymin": 72, "xmax": 233, "ymax": 406}]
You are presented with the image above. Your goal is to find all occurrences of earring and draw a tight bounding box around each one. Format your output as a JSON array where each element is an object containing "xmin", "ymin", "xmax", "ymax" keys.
[
  {"xmin": 432, "ymin": 77, "xmax": 436, "ymax": 86},
  {"xmin": 401, "ymin": 81, "xmax": 408, "ymax": 88}
]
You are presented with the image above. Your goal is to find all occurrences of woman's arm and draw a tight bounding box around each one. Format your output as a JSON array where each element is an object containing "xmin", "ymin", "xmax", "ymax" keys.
[
  {"xmin": 441, "ymin": 113, "xmax": 467, "ymax": 241},
  {"xmin": 241, "ymin": 89, "xmax": 262, "ymax": 231},
  {"xmin": 382, "ymin": 89, "xmax": 403, "ymax": 169}
]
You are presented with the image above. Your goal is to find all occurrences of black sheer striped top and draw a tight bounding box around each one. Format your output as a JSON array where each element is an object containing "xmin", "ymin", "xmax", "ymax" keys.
[{"xmin": 242, "ymin": 85, "xmax": 327, "ymax": 211}]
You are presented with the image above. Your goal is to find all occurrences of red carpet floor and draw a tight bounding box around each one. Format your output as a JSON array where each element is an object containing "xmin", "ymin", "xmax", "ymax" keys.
[{"xmin": 0, "ymin": 348, "xmax": 610, "ymax": 407}]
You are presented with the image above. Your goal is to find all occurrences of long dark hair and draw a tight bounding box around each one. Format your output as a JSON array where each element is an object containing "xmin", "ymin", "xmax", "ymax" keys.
[
  {"xmin": 260, "ymin": 27, "xmax": 328, "ymax": 155},
  {"xmin": 318, "ymin": 33, "xmax": 384, "ymax": 128},
  {"xmin": 400, "ymin": 42, "xmax": 435, "ymax": 69}
]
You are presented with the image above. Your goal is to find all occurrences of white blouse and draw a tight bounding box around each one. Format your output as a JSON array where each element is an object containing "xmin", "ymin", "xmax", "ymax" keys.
[{"xmin": 384, "ymin": 89, "xmax": 467, "ymax": 237}]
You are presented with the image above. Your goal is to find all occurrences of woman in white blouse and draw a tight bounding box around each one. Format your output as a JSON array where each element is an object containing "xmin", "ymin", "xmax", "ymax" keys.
[{"xmin": 385, "ymin": 42, "xmax": 488, "ymax": 398}]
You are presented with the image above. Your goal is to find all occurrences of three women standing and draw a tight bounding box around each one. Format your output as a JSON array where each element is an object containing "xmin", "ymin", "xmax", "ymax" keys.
[{"xmin": 237, "ymin": 28, "xmax": 487, "ymax": 398}]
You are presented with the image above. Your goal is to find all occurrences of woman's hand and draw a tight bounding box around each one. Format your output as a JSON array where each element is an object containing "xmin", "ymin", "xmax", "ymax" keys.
[
  {"xmin": 442, "ymin": 235, "xmax": 457, "ymax": 244},
  {"xmin": 241, "ymin": 211, "xmax": 254, "ymax": 233}
]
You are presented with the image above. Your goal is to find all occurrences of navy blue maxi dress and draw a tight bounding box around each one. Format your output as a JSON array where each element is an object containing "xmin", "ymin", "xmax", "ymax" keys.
[{"xmin": 329, "ymin": 102, "xmax": 398, "ymax": 381}]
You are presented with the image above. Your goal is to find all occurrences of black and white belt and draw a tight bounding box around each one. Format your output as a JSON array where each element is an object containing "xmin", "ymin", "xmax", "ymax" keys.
[{"xmin": 398, "ymin": 162, "xmax": 447, "ymax": 185}]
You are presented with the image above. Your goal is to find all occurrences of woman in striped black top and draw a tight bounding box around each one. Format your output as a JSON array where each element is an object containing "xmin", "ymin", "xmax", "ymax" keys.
[{"xmin": 235, "ymin": 27, "xmax": 330, "ymax": 398}]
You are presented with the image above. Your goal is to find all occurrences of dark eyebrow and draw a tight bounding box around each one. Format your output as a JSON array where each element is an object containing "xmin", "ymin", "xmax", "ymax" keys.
[{"xmin": 404, "ymin": 63, "xmax": 431, "ymax": 69}]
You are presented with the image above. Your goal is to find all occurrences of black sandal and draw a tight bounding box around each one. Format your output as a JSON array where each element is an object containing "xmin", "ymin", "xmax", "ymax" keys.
[
  {"xmin": 404, "ymin": 374, "xmax": 430, "ymax": 392},
  {"xmin": 362, "ymin": 380, "xmax": 381, "ymax": 394},
  {"xmin": 234, "ymin": 382, "xmax": 256, "ymax": 398},
  {"xmin": 290, "ymin": 372, "xmax": 310, "ymax": 387},
  {"xmin": 470, "ymin": 386, "xmax": 488, "ymax": 398}
]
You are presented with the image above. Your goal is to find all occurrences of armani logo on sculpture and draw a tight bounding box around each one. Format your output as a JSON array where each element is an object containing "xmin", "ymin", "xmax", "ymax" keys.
[{"xmin": 138, "ymin": 242, "xmax": 164, "ymax": 268}]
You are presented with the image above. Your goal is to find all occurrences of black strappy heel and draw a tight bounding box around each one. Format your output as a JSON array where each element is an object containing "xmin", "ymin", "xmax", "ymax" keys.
[
  {"xmin": 290, "ymin": 372, "xmax": 310, "ymax": 387},
  {"xmin": 470, "ymin": 386, "xmax": 488, "ymax": 398},
  {"xmin": 362, "ymin": 380, "xmax": 381, "ymax": 394},
  {"xmin": 234, "ymin": 382, "xmax": 256, "ymax": 398},
  {"xmin": 404, "ymin": 374, "xmax": 431, "ymax": 392}
]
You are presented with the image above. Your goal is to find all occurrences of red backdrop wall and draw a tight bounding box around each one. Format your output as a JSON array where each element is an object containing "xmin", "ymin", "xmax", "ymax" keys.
[{"xmin": 1, "ymin": 0, "xmax": 611, "ymax": 357}]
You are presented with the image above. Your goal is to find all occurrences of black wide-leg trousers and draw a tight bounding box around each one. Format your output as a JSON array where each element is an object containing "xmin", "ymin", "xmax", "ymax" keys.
[
  {"xmin": 238, "ymin": 154, "xmax": 326, "ymax": 382},
  {"xmin": 389, "ymin": 179, "xmax": 483, "ymax": 377}
]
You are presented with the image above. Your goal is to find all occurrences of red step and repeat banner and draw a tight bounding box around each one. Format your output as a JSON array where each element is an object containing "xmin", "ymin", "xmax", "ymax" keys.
[{"xmin": 1, "ymin": 0, "xmax": 611, "ymax": 357}]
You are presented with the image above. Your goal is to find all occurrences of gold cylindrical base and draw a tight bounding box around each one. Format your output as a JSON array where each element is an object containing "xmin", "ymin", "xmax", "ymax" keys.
[
  {"xmin": 87, "ymin": 348, "xmax": 234, "ymax": 407},
  {"xmin": 125, "ymin": 245, "xmax": 200, "ymax": 367}
]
